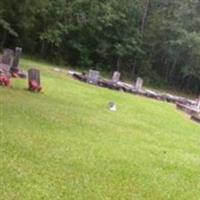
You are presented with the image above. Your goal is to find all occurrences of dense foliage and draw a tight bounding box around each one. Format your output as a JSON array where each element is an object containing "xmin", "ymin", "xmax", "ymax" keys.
[{"xmin": 0, "ymin": 0, "xmax": 200, "ymax": 93}]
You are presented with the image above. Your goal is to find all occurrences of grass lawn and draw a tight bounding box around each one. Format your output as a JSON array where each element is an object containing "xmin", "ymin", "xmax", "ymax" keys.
[{"xmin": 0, "ymin": 58, "xmax": 200, "ymax": 200}]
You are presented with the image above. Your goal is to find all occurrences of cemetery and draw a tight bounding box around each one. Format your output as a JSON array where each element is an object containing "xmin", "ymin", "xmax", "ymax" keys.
[
  {"xmin": 1, "ymin": 56, "xmax": 200, "ymax": 200},
  {"xmin": 1, "ymin": 47, "xmax": 198, "ymax": 124},
  {"xmin": 1, "ymin": 1, "xmax": 200, "ymax": 199}
]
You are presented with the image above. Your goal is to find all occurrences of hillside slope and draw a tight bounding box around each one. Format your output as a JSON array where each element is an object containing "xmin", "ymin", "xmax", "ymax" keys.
[{"xmin": 1, "ymin": 59, "xmax": 200, "ymax": 200}]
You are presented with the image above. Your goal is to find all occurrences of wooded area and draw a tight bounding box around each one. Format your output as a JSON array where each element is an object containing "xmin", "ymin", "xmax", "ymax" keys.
[{"xmin": 0, "ymin": 0, "xmax": 200, "ymax": 93}]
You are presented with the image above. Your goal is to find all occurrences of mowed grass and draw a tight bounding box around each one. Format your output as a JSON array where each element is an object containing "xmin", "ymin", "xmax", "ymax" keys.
[{"xmin": 0, "ymin": 58, "xmax": 200, "ymax": 200}]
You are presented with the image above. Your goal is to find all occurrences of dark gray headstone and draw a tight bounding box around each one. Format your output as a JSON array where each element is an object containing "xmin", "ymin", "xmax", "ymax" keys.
[
  {"xmin": 28, "ymin": 68, "xmax": 40, "ymax": 85},
  {"xmin": 112, "ymin": 71, "xmax": 120, "ymax": 84},
  {"xmin": 12, "ymin": 47, "xmax": 22, "ymax": 71},
  {"xmin": 87, "ymin": 70, "xmax": 100, "ymax": 84},
  {"xmin": 0, "ymin": 63, "xmax": 11, "ymax": 78},
  {"xmin": 1, "ymin": 49, "xmax": 14, "ymax": 67},
  {"xmin": 134, "ymin": 77, "xmax": 143, "ymax": 91}
]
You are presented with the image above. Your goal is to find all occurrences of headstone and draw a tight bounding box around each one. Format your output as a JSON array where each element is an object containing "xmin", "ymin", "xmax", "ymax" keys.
[
  {"xmin": 134, "ymin": 77, "xmax": 143, "ymax": 91},
  {"xmin": 111, "ymin": 71, "xmax": 121, "ymax": 84},
  {"xmin": 28, "ymin": 68, "xmax": 41, "ymax": 92},
  {"xmin": 0, "ymin": 63, "xmax": 10, "ymax": 78},
  {"xmin": 11, "ymin": 47, "xmax": 22, "ymax": 73},
  {"xmin": 1, "ymin": 49, "xmax": 14, "ymax": 67},
  {"xmin": 28, "ymin": 68, "xmax": 40, "ymax": 85},
  {"xmin": 87, "ymin": 70, "xmax": 100, "ymax": 84},
  {"xmin": 0, "ymin": 63, "xmax": 11, "ymax": 86}
]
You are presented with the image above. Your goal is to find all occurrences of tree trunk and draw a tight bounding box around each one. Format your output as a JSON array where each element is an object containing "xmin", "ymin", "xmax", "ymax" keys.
[
  {"xmin": 131, "ymin": 60, "xmax": 137, "ymax": 80},
  {"xmin": 140, "ymin": 0, "xmax": 150, "ymax": 33},
  {"xmin": 0, "ymin": 30, "xmax": 8, "ymax": 49},
  {"xmin": 168, "ymin": 57, "xmax": 178, "ymax": 83},
  {"xmin": 41, "ymin": 40, "xmax": 46, "ymax": 56},
  {"xmin": 117, "ymin": 57, "xmax": 121, "ymax": 71}
]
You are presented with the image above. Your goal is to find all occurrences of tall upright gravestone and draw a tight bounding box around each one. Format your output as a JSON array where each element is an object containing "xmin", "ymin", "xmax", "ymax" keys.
[
  {"xmin": 87, "ymin": 70, "xmax": 100, "ymax": 84},
  {"xmin": 0, "ymin": 49, "xmax": 14, "ymax": 81},
  {"xmin": 1, "ymin": 49, "xmax": 14, "ymax": 67},
  {"xmin": 134, "ymin": 77, "xmax": 143, "ymax": 91},
  {"xmin": 11, "ymin": 47, "xmax": 22, "ymax": 73},
  {"xmin": 28, "ymin": 68, "xmax": 41, "ymax": 92},
  {"xmin": 112, "ymin": 71, "xmax": 121, "ymax": 84}
]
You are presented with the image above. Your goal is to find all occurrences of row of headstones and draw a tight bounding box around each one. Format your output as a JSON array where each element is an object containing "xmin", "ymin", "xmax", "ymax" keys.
[
  {"xmin": 87, "ymin": 70, "xmax": 143, "ymax": 91},
  {"xmin": 87, "ymin": 70, "xmax": 200, "ymax": 109},
  {"xmin": 0, "ymin": 47, "xmax": 41, "ymax": 92}
]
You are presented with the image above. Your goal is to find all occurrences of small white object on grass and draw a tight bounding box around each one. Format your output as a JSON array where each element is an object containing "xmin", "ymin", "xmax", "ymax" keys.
[
  {"xmin": 53, "ymin": 67, "xmax": 61, "ymax": 72},
  {"xmin": 108, "ymin": 101, "xmax": 117, "ymax": 112}
]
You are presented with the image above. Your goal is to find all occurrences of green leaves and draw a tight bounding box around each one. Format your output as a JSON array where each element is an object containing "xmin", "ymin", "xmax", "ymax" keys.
[
  {"xmin": 0, "ymin": 18, "xmax": 18, "ymax": 37},
  {"xmin": 0, "ymin": 0, "xmax": 199, "ymax": 93}
]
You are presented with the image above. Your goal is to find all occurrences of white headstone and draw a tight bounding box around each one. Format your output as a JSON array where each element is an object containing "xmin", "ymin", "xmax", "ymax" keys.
[
  {"xmin": 135, "ymin": 77, "xmax": 143, "ymax": 91},
  {"xmin": 112, "ymin": 71, "xmax": 121, "ymax": 84},
  {"xmin": 87, "ymin": 70, "xmax": 100, "ymax": 84}
]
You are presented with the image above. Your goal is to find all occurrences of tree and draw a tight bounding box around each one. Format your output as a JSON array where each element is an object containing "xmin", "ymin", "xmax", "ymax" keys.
[{"xmin": 1, "ymin": 0, "xmax": 199, "ymax": 93}]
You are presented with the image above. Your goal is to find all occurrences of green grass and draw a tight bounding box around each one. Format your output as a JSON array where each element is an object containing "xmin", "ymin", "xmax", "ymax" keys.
[{"xmin": 1, "ymin": 58, "xmax": 200, "ymax": 200}]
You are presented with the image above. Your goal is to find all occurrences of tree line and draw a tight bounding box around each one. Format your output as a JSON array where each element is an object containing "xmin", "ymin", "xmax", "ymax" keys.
[{"xmin": 0, "ymin": 0, "xmax": 200, "ymax": 94}]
